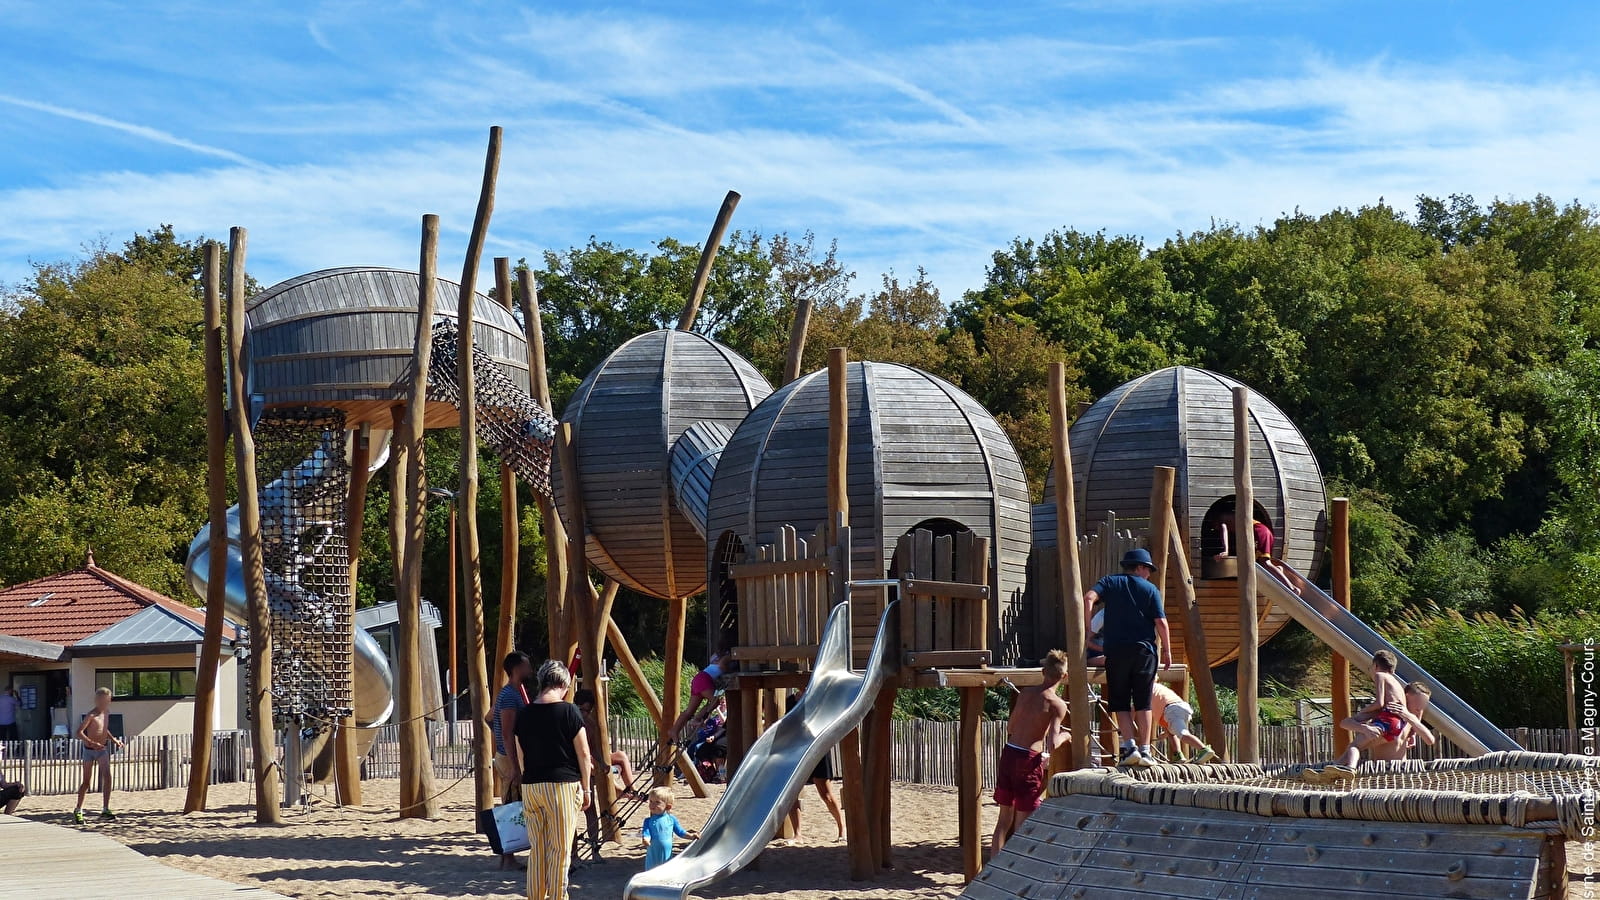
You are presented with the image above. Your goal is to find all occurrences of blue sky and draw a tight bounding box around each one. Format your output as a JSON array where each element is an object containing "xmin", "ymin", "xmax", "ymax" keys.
[{"xmin": 2, "ymin": 1, "xmax": 1598, "ymax": 296}]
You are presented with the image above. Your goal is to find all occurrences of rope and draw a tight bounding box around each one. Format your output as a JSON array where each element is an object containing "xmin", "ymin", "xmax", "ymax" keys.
[{"xmin": 1048, "ymin": 751, "xmax": 1600, "ymax": 841}]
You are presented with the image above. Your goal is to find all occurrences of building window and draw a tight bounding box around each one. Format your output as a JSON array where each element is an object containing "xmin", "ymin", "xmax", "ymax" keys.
[{"xmin": 95, "ymin": 668, "xmax": 198, "ymax": 700}]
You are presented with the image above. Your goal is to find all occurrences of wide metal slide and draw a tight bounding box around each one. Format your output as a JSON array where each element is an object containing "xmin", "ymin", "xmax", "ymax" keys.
[
  {"xmin": 623, "ymin": 600, "xmax": 898, "ymax": 900},
  {"xmin": 1256, "ymin": 562, "xmax": 1520, "ymax": 756}
]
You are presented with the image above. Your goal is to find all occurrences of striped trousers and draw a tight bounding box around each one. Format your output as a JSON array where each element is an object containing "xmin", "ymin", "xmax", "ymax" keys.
[{"xmin": 521, "ymin": 781, "xmax": 582, "ymax": 900}]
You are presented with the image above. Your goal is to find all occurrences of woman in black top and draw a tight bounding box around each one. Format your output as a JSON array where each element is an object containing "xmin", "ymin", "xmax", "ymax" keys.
[{"xmin": 506, "ymin": 660, "xmax": 591, "ymax": 900}]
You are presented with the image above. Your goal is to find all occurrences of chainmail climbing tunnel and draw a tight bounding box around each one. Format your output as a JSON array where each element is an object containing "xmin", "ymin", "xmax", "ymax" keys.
[{"xmin": 252, "ymin": 406, "xmax": 354, "ymax": 726}]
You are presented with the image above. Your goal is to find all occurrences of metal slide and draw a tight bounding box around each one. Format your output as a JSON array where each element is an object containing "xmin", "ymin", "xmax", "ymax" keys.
[
  {"xmin": 1255, "ymin": 562, "xmax": 1519, "ymax": 755},
  {"xmin": 624, "ymin": 600, "xmax": 899, "ymax": 900},
  {"xmin": 184, "ymin": 432, "xmax": 396, "ymax": 735}
]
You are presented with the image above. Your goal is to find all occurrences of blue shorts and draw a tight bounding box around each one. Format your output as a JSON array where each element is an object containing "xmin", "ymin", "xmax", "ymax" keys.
[{"xmin": 82, "ymin": 745, "xmax": 110, "ymax": 764}]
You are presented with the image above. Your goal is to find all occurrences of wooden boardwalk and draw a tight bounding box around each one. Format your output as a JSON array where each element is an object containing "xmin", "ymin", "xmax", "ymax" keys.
[{"xmin": 0, "ymin": 813, "xmax": 290, "ymax": 899}]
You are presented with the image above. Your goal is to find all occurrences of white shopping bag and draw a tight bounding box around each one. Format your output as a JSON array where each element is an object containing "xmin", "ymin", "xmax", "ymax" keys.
[{"xmin": 485, "ymin": 800, "xmax": 531, "ymax": 855}]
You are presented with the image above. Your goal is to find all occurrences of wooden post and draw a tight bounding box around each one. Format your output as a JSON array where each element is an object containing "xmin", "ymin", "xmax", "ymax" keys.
[
  {"xmin": 1330, "ymin": 497, "xmax": 1352, "ymax": 753},
  {"xmin": 447, "ymin": 503, "xmax": 457, "ymax": 721},
  {"xmin": 515, "ymin": 268, "xmax": 569, "ymax": 662},
  {"xmin": 1048, "ymin": 362, "xmax": 1090, "ymax": 772},
  {"xmin": 605, "ymin": 617, "xmax": 708, "ymax": 793},
  {"xmin": 397, "ymin": 215, "xmax": 442, "ymax": 818},
  {"xmin": 556, "ymin": 423, "xmax": 621, "ymax": 841},
  {"xmin": 826, "ymin": 347, "xmax": 871, "ymax": 880},
  {"xmin": 492, "ymin": 258, "xmax": 519, "ymax": 690},
  {"xmin": 224, "ymin": 227, "xmax": 282, "ymax": 824},
  {"xmin": 657, "ymin": 595, "xmax": 688, "ymax": 788},
  {"xmin": 1565, "ymin": 643, "xmax": 1579, "ymax": 754},
  {"xmin": 335, "ymin": 426, "xmax": 372, "ymax": 804},
  {"xmin": 1166, "ymin": 510, "xmax": 1226, "ymax": 759},
  {"xmin": 782, "ymin": 293, "xmax": 816, "ymax": 386},
  {"xmin": 957, "ymin": 685, "xmax": 983, "ymax": 882},
  {"xmin": 184, "ymin": 242, "xmax": 227, "ymax": 814},
  {"xmin": 676, "ymin": 190, "xmax": 741, "ymax": 332},
  {"xmin": 867, "ymin": 686, "xmax": 896, "ymax": 868},
  {"xmin": 1233, "ymin": 386, "xmax": 1259, "ymax": 764},
  {"xmin": 458, "ymin": 255, "xmax": 495, "ymax": 815}
]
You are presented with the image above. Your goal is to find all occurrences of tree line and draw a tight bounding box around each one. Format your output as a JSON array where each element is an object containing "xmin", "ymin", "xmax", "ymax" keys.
[{"xmin": 1, "ymin": 195, "xmax": 1596, "ymax": 723}]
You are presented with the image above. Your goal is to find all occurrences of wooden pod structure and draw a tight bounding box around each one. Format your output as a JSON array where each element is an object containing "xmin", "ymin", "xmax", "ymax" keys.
[
  {"xmin": 244, "ymin": 267, "xmax": 528, "ymax": 428},
  {"xmin": 705, "ymin": 361, "xmax": 1031, "ymax": 664},
  {"xmin": 554, "ymin": 329, "xmax": 772, "ymax": 600},
  {"xmin": 1031, "ymin": 366, "xmax": 1327, "ymax": 667}
]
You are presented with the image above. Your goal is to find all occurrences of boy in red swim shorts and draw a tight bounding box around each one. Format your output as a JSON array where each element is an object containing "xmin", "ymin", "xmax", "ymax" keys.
[
  {"xmin": 1307, "ymin": 651, "xmax": 1429, "ymax": 783},
  {"xmin": 991, "ymin": 650, "xmax": 1069, "ymax": 858}
]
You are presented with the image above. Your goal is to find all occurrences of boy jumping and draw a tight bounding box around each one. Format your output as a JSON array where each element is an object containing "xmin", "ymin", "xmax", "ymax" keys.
[{"xmin": 73, "ymin": 687, "xmax": 123, "ymax": 823}]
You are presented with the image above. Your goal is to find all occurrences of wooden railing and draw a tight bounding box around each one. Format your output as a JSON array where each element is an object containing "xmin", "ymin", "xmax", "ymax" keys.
[
  {"xmin": 895, "ymin": 528, "xmax": 991, "ymax": 673},
  {"xmin": 729, "ymin": 523, "xmax": 832, "ymax": 669}
]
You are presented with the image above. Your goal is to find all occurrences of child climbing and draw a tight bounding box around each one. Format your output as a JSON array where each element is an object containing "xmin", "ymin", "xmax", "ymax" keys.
[
  {"xmin": 1148, "ymin": 682, "xmax": 1215, "ymax": 763},
  {"xmin": 1305, "ymin": 651, "xmax": 1429, "ymax": 783},
  {"xmin": 640, "ymin": 787, "xmax": 697, "ymax": 870},
  {"xmin": 991, "ymin": 650, "xmax": 1069, "ymax": 858}
]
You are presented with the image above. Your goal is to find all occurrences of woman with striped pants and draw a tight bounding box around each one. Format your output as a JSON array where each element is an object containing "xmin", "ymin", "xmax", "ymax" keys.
[{"xmin": 507, "ymin": 660, "xmax": 592, "ymax": 899}]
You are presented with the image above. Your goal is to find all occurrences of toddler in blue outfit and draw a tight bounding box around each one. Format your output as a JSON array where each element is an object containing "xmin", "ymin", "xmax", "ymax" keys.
[{"xmin": 640, "ymin": 786, "xmax": 697, "ymax": 869}]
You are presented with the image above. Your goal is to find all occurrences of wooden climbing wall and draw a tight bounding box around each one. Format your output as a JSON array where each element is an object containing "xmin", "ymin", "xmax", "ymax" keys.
[
  {"xmin": 965, "ymin": 793, "xmax": 1564, "ymax": 899},
  {"xmin": 894, "ymin": 528, "xmax": 991, "ymax": 675},
  {"xmin": 728, "ymin": 523, "xmax": 831, "ymax": 671}
]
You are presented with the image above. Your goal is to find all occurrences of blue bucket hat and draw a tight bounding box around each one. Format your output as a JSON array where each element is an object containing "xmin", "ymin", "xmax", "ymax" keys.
[{"xmin": 1121, "ymin": 547, "xmax": 1156, "ymax": 570}]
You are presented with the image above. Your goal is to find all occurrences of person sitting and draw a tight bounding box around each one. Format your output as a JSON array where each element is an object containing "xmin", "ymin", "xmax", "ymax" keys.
[
  {"xmin": 1086, "ymin": 600, "xmax": 1106, "ymax": 667},
  {"xmin": 1216, "ymin": 518, "xmax": 1302, "ymax": 594},
  {"xmin": 574, "ymin": 689, "xmax": 638, "ymax": 798},
  {"xmin": 1305, "ymin": 651, "xmax": 1427, "ymax": 783},
  {"xmin": 1366, "ymin": 682, "xmax": 1436, "ymax": 762}
]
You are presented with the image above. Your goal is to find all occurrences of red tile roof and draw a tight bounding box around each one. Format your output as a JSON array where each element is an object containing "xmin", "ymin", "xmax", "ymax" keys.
[{"xmin": 0, "ymin": 561, "xmax": 234, "ymax": 646}]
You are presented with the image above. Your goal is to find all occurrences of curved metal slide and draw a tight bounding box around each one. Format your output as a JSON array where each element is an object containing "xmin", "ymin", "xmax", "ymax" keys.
[
  {"xmin": 1256, "ymin": 562, "xmax": 1520, "ymax": 756},
  {"xmin": 624, "ymin": 600, "xmax": 899, "ymax": 900}
]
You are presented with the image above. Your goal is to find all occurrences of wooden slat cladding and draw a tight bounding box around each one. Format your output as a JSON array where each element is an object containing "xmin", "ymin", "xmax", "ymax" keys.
[
  {"xmin": 1030, "ymin": 366, "xmax": 1327, "ymax": 666},
  {"xmin": 245, "ymin": 267, "xmax": 530, "ymax": 426},
  {"xmin": 706, "ymin": 360, "xmax": 1031, "ymax": 665},
  {"xmin": 552, "ymin": 329, "xmax": 772, "ymax": 601}
]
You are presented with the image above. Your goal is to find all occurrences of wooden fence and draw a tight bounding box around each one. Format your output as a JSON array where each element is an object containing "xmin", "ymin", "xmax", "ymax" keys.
[{"xmin": 0, "ymin": 721, "xmax": 1580, "ymax": 798}]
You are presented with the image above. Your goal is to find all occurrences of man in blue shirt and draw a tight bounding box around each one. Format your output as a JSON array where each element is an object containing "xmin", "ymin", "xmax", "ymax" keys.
[
  {"xmin": 492, "ymin": 651, "xmax": 533, "ymax": 802},
  {"xmin": 1083, "ymin": 548, "xmax": 1171, "ymax": 767}
]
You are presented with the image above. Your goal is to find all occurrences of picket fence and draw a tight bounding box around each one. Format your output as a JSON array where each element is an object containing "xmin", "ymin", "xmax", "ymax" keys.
[{"xmin": 0, "ymin": 720, "xmax": 1578, "ymax": 798}]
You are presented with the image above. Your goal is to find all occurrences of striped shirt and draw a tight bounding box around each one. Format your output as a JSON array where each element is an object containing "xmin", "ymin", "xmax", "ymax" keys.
[{"xmin": 492, "ymin": 683, "xmax": 527, "ymax": 755}]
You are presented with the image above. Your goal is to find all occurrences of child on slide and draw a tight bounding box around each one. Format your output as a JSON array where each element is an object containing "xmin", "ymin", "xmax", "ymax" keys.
[{"xmin": 1304, "ymin": 651, "xmax": 1428, "ymax": 783}]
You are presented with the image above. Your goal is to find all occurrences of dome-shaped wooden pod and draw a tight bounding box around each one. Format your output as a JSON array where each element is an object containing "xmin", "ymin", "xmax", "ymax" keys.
[
  {"xmin": 1032, "ymin": 366, "xmax": 1327, "ymax": 667},
  {"xmin": 555, "ymin": 329, "xmax": 772, "ymax": 601},
  {"xmin": 244, "ymin": 267, "xmax": 528, "ymax": 428},
  {"xmin": 705, "ymin": 361, "xmax": 1032, "ymax": 663}
]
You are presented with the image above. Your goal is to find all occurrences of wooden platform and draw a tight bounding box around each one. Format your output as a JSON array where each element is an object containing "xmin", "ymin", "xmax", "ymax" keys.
[
  {"xmin": 966, "ymin": 793, "xmax": 1565, "ymax": 899},
  {"xmin": 0, "ymin": 814, "xmax": 290, "ymax": 899}
]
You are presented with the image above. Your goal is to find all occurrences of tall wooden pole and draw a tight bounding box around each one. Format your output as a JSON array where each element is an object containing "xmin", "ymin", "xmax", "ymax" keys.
[
  {"xmin": 184, "ymin": 242, "xmax": 227, "ymax": 814},
  {"xmin": 957, "ymin": 685, "xmax": 983, "ymax": 882},
  {"xmin": 1165, "ymin": 509, "xmax": 1226, "ymax": 758},
  {"xmin": 447, "ymin": 503, "xmax": 457, "ymax": 720},
  {"xmin": 826, "ymin": 347, "xmax": 872, "ymax": 880},
  {"xmin": 397, "ymin": 215, "xmax": 442, "ymax": 818},
  {"xmin": 516, "ymin": 269, "xmax": 570, "ymax": 662},
  {"xmin": 604, "ymin": 617, "xmax": 708, "ymax": 791},
  {"xmin": 556, "ymin": 423, "xmax": 621, "ymax": 840},
  {"xmin": 656, "ymin": 595, "xmax": 688, "ymax": 788},
  {"xmin": 781, "ymin": 293, "xmax": 816, "ymax": 386},
  {"xmin": 1330, "ymin": 497, "xmax": 1352, "ymax": 754},
  {"xmin": 1233, "ymin": 386, "xmax": 1260, "ymax": 764},
  {"xmin": 458, "ymin": 272, "xmax": 495, "ymax": 816},
  {"xmin": 492, "ymin": 258, "xmax": 519, "ymax": 689},
  {"xmin": 224, "ymin": 228, "xmax": 282, "ymax": 824},
  {"xmin": 675, "ymin": 190, "xmax": 741, "ymax": 332},
  {"xmin": 1049, "ymin": 362, "xmax": 1090, "ymax": 772},
  {"xmin": 335, "ymin": 426, "xmax": 371, "ymax": 805}
]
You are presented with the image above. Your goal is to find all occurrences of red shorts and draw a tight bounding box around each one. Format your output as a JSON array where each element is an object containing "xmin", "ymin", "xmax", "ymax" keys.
[
  {"xmin": 1371, "ymin": 711, "xmax": 1404, "ymax": 742},
  {"xmin": 994, "ymin": 743, "xmax": 1047, "ymax": 813}
]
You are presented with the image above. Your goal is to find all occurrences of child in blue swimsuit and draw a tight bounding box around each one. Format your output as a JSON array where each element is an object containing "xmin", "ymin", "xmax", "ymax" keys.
[{"xmin": 640, "ymin": 787, "xmax": 697, "ymax": 869}]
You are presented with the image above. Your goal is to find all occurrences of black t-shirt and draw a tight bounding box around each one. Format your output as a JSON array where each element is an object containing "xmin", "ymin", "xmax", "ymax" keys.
[{"xmin": 515, "ymin": 701, "xmax": 586, "ymax": 784}]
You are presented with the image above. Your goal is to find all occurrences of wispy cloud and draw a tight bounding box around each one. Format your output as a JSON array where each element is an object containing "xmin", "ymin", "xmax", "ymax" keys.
[
  {"xmin": 0, "ymin": 95, "xmax": 262, "ymax": 168},
  {"xmin": 1, "ymin": 5, "xmax": 1597, "ymax": 295}
]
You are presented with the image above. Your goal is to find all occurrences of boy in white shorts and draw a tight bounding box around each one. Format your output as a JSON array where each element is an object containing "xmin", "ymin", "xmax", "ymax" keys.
[{"xmin": 1149, "ymin": 682, "xmax": 1215, "ymax": 763}]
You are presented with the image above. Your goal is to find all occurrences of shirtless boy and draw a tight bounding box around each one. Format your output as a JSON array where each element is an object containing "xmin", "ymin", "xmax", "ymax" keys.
[
  {"xmin": 1367, "ymin": 683, "xmax": 1435, "ymax": 762},
  {"xmin": 74, "ymin": 687, "xmax": 124, "ymax": 823},
  {"xmin": 991, "ymin": 650, "xmax": 1069, "ymax": 857},
  {"xmin": 1306, "ymin": 652, "xmax": 1427, "ymax": 782}
]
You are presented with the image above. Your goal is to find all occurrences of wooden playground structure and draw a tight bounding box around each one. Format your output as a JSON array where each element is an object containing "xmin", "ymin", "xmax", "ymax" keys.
[{"xmin": 166, "ymin": 123, "xmax": 1593, "ymax": 898}]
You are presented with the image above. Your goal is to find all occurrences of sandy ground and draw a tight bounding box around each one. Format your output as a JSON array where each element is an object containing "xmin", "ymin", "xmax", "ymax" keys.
[{"xmin": 17, "ymin": 777, "xmax": 987, "ymax": 899}]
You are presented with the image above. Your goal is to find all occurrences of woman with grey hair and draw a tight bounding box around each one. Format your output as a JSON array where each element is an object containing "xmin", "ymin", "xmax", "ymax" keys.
[{"xmin": 506, "ymin": 660, "xmax": 591, "ymax": 899}]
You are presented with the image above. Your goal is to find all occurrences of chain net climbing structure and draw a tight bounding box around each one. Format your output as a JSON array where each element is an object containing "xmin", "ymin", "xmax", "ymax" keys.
[
  {"xmin": 252, "ymin": 406, "xmax": 354, "ymax": 726},
  {"xmin": 426, "ymin": 317, "xmax": 558, "ymax": 502}
]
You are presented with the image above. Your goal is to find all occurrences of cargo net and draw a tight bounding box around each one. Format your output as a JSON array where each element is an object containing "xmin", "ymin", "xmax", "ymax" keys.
[
  {"xmin": 253, "ymin": 407, "xmax": 354, "ymax": 726},
  {"xmin": 426, "ymin": 317, "xmax": 557, "ymax": 502},
  {"xmin": 1050, "ymin": 751, "xmax": 1600, "ymax": 840}
]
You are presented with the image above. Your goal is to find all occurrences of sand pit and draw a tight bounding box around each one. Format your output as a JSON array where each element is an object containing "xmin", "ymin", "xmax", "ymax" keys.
[{"xmin": 17, "ymin": 778, "xmax": 986, "ymax": 899}]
